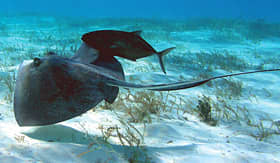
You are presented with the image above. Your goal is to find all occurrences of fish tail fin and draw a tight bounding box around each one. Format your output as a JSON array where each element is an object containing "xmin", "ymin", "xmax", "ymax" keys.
[{"xmin": 157, "ymin": 47, "xmax": 176, "ymax": 74}]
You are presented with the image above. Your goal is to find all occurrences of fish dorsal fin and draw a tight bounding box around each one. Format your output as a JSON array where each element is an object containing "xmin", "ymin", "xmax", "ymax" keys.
[{"xmin": 131, "ymin": 30, "xmax": 142, "ymax": 36}]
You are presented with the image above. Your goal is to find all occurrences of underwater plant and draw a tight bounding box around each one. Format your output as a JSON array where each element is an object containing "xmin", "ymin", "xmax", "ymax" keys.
[
  {"xmin": 3, "ymin": 71, "xmax": 16, "ymax": 103},
  {"xmin": 0, "ymin": 64, "xmax": 16, "ymax": 104},
  {"xmin": 97, "ymin": 86, "xmax": 279, "ymax": 142},
  {"xmin": 195, "ymin": 50, "xmax": 252, "ymax": 71},
  {"xmin": 196, "ymin": 95, "xmax": 217, "ymax": 126},
  {"xmin": 98, "ymin": 90, "xmax": 171, "ymax": 123},
  {"xmin": 249, "ymin": 119, "xmax": 280, "ymax": 141},
  {"xmin": 213, "ymin": 78, "xmax": 244, "ymax": 100},
  {"xmin": 78, "ymin": 108, "xmax": 150, "ymax": 162}
]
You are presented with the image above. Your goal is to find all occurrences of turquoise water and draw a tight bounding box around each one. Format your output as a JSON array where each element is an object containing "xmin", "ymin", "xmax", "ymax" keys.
[
  {"xmin": 1, "ymin": 0, "xmax": 280, "ymax": 20},
  {"xmin": 0, "ymin": 1, "xmax": 280, "ymax": 163}
]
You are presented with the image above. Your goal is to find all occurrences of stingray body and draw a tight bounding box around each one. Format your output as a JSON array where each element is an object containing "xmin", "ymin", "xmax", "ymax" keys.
[
  {"xmin": 14, "ymin": 54, "xmax": 124, "ymax": 126},
  {"xmin": 14, "ymin": 54, "xmax": 280, "ymax": 126},
  {"xmin": 78, "ymin": 30, "xmax": 175, "ymax": 74}
]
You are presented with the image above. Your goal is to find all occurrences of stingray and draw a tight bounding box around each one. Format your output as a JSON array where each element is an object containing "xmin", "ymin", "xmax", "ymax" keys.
[
  {"xmin": 14, "ymin": 53, "xmax": 280, "ymax": 126},
  {"xmin": 72, "ymin": 30, "xmax": 175, "ymax": 74}
]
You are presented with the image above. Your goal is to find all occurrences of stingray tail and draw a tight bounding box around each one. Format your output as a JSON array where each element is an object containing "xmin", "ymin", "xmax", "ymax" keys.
[
  {"xmin": 157, "ymin": 47, "xmax": 176, "ymax": 74},
  {"xmin": 106, "ymin": 68, "xmax": 280, "ymax": 92}
]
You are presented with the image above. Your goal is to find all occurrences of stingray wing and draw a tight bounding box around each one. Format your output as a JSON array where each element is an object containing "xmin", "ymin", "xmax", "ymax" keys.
[
  {"xmin": 105, "ymin": 69, "xmax": 280, "ymax": 91},
  {"xmin": 13, "ymin": 56, "xmax": 125, "ymax": 126},
  {"xmin": 13, "ymin": 59, "xmax": 106, "ymax": 126}
]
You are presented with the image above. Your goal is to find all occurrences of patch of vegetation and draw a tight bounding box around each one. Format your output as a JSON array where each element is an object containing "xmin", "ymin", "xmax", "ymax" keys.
[
  {"xmin": 99, "ymin": 90, "xmax": 172, "ymax": 123},
  {"xmin": 167, "ymin": 50, "xmax": 255, "ymax": 74},
  {"xmin": 248, "ymin": 119, "xmax": 280, "ymax": 141},
  {"xmin": 98, "ymin": 88, "xmax": 279, "ymax": 142},
  {"xmin": 213, "ymin": 98, "xmax": 250, "ymax": 122},
  {"xmin": 213, "ymin": 78, "xmax": 244, "ymax": 100},
  {"xmin": 196, "ymin": 95, "xmax": 217, "ymax": 126},
  {"xmin": 0, "ymin": 64, "xmax": 16, "ymax": 104},
  {"xmin": 190, "ymin": 95, "xmax": 252, "ymax": 126},
  {"xmin": 195, "ymin": 50, "xmax": 253, "ymax": 71},
  {"xmin": 78, "ymin": 111, "xmax": 151, "ymax": 162},
  {"xmin": 3, "ymin": 72, "xmax": 16, "ymax": 103},
  {"xmin": 199, "ymin": 95, "xmax": 280, "ymax": 141},
  {"xmin": 14, "ymin": 135, "xmax": 25, "ymax": 143}
]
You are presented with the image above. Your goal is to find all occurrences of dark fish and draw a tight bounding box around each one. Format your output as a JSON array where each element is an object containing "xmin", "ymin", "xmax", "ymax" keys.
[
  {"xmin": 78, "ymin": 30, "xmax": 175, "ymax": 74},
  {"xmin": 14, "ymin": 54, "xmax": 280, "ymax": 126}
]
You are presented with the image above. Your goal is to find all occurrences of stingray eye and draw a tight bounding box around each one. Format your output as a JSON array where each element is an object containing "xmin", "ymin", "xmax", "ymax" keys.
[{"xmin": 33, "ymin": 58, "xmax": 42, "ymax": 67}]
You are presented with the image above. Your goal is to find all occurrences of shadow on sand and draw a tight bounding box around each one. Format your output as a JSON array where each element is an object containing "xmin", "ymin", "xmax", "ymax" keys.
[{"xmin": 21, "ymin": 124, "xmax": 198, "ymax": 162}]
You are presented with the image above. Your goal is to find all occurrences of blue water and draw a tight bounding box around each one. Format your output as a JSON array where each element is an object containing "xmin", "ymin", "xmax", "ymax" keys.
[{"xmin": 1, "ymin": 0, "xmax": 280, "ymax": 21}]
